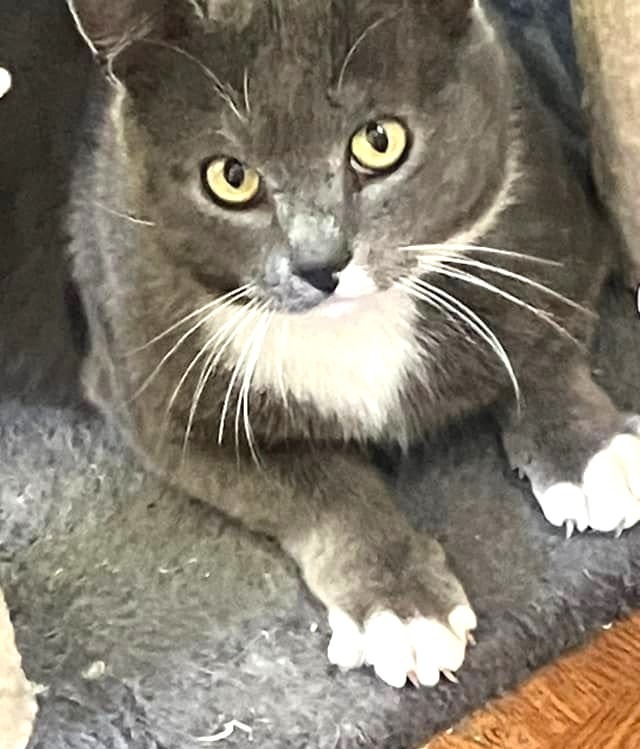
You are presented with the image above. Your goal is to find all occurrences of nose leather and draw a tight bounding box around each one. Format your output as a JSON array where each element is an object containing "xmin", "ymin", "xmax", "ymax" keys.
[{"xmin": 297, "ymin": 267, "xmax": 340, "ymax": 294}]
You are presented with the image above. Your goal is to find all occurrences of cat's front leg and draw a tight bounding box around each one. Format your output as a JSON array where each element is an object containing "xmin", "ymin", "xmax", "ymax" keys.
[
  {"xmin": 171, "ymin": 446, "xmax": 476, "ymax": 688},
  {"xmin": 282, "ymin": 454, "xmax": 476, "ymax": 688},
  {"xmin": 289, "ymin": 466, "xmax": 476, "ymax": 687},
  {"xmin": 500, "ymin": 360, "xmax": 640, "ymax": 536}
]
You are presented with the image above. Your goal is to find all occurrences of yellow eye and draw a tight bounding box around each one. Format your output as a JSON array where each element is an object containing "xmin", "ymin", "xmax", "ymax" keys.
[
  {"xmin": 203, "ymin": 157, "xmax": 261, "ymax": 208},
  {"xmin": 350, "ymin": 120, "xmax": 409, "ymax": 174}
]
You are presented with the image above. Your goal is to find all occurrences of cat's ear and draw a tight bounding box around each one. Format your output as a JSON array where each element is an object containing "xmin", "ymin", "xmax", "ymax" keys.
[{"xmin": 66, "ymin": 0, "xmax": 202, "ymax": 58}]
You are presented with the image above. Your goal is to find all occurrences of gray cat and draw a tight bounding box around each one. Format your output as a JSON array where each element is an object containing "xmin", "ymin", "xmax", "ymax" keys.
[{"xmin": 66, "ymin": 0, "xmax": 640, "ymax": 688}]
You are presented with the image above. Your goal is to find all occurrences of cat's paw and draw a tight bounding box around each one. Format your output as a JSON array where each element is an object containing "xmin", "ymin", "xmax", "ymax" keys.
[
  {"xmin": 327, "ymin": 605, "xmax": 476, "ymax": 688},
  {"xmin": 533, "ymin": 433, "xmax": 640, "ymax": 536}
]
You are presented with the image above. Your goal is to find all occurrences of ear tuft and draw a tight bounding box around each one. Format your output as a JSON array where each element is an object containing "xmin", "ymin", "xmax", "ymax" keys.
[
  {"xmin": 66, "ymin": 0, "xmax": 201, "ymax": 59},
  {"xmin": 67, "ymin": 0, "xmax": 159, "ymax": 56}
]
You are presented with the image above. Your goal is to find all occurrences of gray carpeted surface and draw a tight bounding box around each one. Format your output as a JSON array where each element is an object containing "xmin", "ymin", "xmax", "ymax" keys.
[
  {"xmin": 1, "ymin": 1, "xmax": 639, "ymax": 748},
  {"xmin": 1, "ymin": 284, "xmax": 639, "ymax": 749}
]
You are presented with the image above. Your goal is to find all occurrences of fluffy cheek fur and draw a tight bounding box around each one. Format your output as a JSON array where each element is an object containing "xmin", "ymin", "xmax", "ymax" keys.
[{"xmin": 206, "ymin": 288, "xmax": 423, "ymax": 440}]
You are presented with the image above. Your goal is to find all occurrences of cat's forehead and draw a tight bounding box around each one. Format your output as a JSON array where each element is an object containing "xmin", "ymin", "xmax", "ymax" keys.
[
  {"xmin": 203, "ymin": 0, "xmax": 444, "ymax": 73},
  {"xmin": 117, "ymin": 0, "xmax": 469, "ymax": 163},
  {"xmin": 204, "ymin": 0, "xmax": 395, "ymax": 32},
  {"xmin": 193, "ymin": 1, "xmax": 444, "ymax": 152}
]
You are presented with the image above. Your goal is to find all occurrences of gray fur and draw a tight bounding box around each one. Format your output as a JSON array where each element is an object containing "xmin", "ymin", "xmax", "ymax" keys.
[
  {"xmin": 62, "ymin": 0, "xmax": 635, "ymax": 677},
  {"xmin": 2, "ymin": 0, "xmax": 640, "ymax": 743}
]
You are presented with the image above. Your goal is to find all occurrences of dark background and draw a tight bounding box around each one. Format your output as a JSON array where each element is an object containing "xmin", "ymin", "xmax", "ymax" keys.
[{"xmin": 0, "ymin": 0, "xmax": 90, "ymax": 403}]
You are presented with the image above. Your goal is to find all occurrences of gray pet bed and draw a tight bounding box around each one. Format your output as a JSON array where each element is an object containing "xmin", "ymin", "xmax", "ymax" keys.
[{"xmin": 1, "ymin": 1, "xmax": 639, "ymax": 748}]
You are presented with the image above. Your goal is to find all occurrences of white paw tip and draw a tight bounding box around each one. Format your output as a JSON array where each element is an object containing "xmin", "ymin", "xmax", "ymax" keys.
[
  {"xmin": 533, "ymin": 432, "xmax": 640, "ymax": 535},
  {"xmin": 609, "ymin": 435, "xmax": 640, "ymax": 498},
  {"xmin": 583, "ymin": 436, "xmax": 640, "ymax": 532},
  {"xmin": 327, "ymin": 608, "xmax": 364, "ymax": 670},
  {"xmin": 448, "ymin": 605, "xmax": 477, "ymax": 641},
  {"xmin": 364, "ymin": 611, "xmax": 413, "ymax": 688},
  {"xmin": 410, "ymin": 616, "xmax": 467, "ymax": 674},
  {"xmin": 535, "ymin": 482, "xmax": 588, "ymax": 531},
  {"xmin": 327, "ymin": 607, "xmax": 473, "ymax": 688}
]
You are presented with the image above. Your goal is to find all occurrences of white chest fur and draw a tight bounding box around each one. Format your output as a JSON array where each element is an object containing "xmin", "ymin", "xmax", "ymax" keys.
[{"xmin": 205, "ymin": 287, "xmax": 420, "ymax": 440}]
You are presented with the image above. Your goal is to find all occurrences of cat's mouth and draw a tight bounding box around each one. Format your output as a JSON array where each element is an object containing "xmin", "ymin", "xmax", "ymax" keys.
[
  {"xmin": 259, "ymin": 257, "xmax": 381, "ymax": 317},
  {"xmin": 312, "ymin": 264, "xmax": 380, "ymax": 319}
]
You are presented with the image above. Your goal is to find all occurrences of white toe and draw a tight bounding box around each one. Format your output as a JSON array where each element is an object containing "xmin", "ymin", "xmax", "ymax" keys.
[
  {"xmin": 533, "ymin": 434, "xmax": 640, "ymax": 535},
  {"xmin": 533, "ymin": 482, "xmax": 589, "ymax": 531},
  {"xmin": 611, "ymin": 434, "xmax": 640, "ymax": 499},
  {"xmin": 448, "ymin": 605, "xmax": 478, "ymax": 642},
  {"xmin": 409, "ymin": 617, "xmax": 465, "ymax": 686},
  {"xmin": 327, "ymin": 605, "xmax": 475, "ymax": 687},
  {"xmin": 363, "ymin": 608, "xmax": 475, "ymax": 688},
  {"xmin": 413, "ymin": 657, "xmax": 440, "ymax": 687},
  {"xmin": 327, "ymin": 608, "xmax": 365, "ymax": 670},
  {"xmin": 583, "ymin": 449, "xmax": 630, "ymax": 531},
  {"xmin": 364, "ymin": 611, "xmax": 413, "ymax": 688}
]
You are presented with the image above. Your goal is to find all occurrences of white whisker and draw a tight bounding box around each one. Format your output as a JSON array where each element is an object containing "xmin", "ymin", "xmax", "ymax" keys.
[
  {"xmin": 337, "ymin": 14, "xmax": 395, "ymax": 93},
  {"xmin": 276, "ymin": 317, "xmax": 290, "ymax": 410},
  {"xmin": 417, "ymin": 253, "xmax": 592, "ymax": 316},
  {"xmin": 218, "ymin": 302, "xmax": 269, "ymax": 449},
  {"xmin": 92, "ymin": 201, "xmax": 156, "ymax": 227},
  {"xmin": 67, "ymin": 0, "xmax": 100, "ymax": 57},
  {"xmin": 176, "ymin": 299, "xmax": 261, "ymax": 453},
  {"xmin": 128, "ymin": 284, "xmax": 252, "ymax": 355},
  {"xmin": 233, "ymin": 309, "xmax": 266, "ymax": 461},
  {"xmin": 401, "ymin": 242, "xmax": 561, "ymax": 266},
  {"xmin": 243, "ymin": 67, "xmax": 251, "ymax": 116},
  {"xmin": 438, "ymin": 257, "xmax": 590, "ymax": 314},
  {"xmin": 401, "ymin": 277, "xmax": 521, "ymax": 405},
  {"xmin": 421, "ymin": 261, "xmax": 583, "ymax": 346},
  {"xmin": 236, "ymin": 309, "xmax": 273, "ymax": 467},
  {"xmin": 130, "ymin": 286, "xmax": 253, "ymax": 401},
  {"xmin": 141, "ymin": 39, "xmax": 246, "ymax": 122},
  {"xmin": 185, "ymin": 0, "xmax": 206, "ymax": 20},
  {"xmin": 153, "ymin": 305, "xmax": 250, "ymax": 466}
]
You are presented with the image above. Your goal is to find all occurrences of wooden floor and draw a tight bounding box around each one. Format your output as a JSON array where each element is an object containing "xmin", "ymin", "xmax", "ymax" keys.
[{"xmin": 425, "ymin": 613, "xmax": 640, "ymax": 749}]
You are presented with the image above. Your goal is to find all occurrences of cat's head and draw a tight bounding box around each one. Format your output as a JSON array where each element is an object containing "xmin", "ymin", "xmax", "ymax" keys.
[
  {"xmin": 69, "ymin": 0, "xmax": 516, "ymax": 443},
  {"xmin": 70, "ymin": 0, "xmax": 509, "ymax": 312}
]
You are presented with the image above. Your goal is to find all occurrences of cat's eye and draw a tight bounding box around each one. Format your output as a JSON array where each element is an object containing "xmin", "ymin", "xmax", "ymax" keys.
[
  {"xmin": 350, "ymin": 120, "xmax": 408, "ymax": 175},
  {"xmin": 202, "ymin": 157, "xmax": 261, "ymax": 208}
]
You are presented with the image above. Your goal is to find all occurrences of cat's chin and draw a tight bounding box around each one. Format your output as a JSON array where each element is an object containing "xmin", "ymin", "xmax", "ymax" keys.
[{"xmin": 313, "ymin": 294, "xmax": 379, "ymax": 319}]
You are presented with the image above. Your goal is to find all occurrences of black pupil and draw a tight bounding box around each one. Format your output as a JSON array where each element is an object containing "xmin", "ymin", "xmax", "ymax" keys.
[
  {"xmin": 224, "ymin": 159, "xmax": 245, "ymax": 189},
  {"xmin": 366, "ymin": 123, "xmax": 389, "ymax": 153}
]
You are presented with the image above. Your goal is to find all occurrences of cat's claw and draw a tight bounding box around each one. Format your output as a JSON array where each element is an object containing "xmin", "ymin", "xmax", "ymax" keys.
[
  {"xmin": 328, "ymin": 606, "xmax": 476, "ymax": 688},
  {"xmin": 441, "ymin": 669, "xmax": 459, "ymax": 684},
  {"xmin": 408, "ymin": 671, "xmax": 421, "ymax": 688},
  {"xmin": 533, "ymin": 434, "xmax": 640, "ymax": 534}
]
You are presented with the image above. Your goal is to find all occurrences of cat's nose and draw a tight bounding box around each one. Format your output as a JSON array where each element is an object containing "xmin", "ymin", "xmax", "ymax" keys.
[
  {"xmin": 296, "ymin": 266, "xmax": 340, "ymax": 294},
  {"xmin": 291, "ymin": 239, "xmax": 351, "ymax": 294},
  {"xmin": 263, "ymin": 245, "xmax": 351, "ymax": 312}
]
